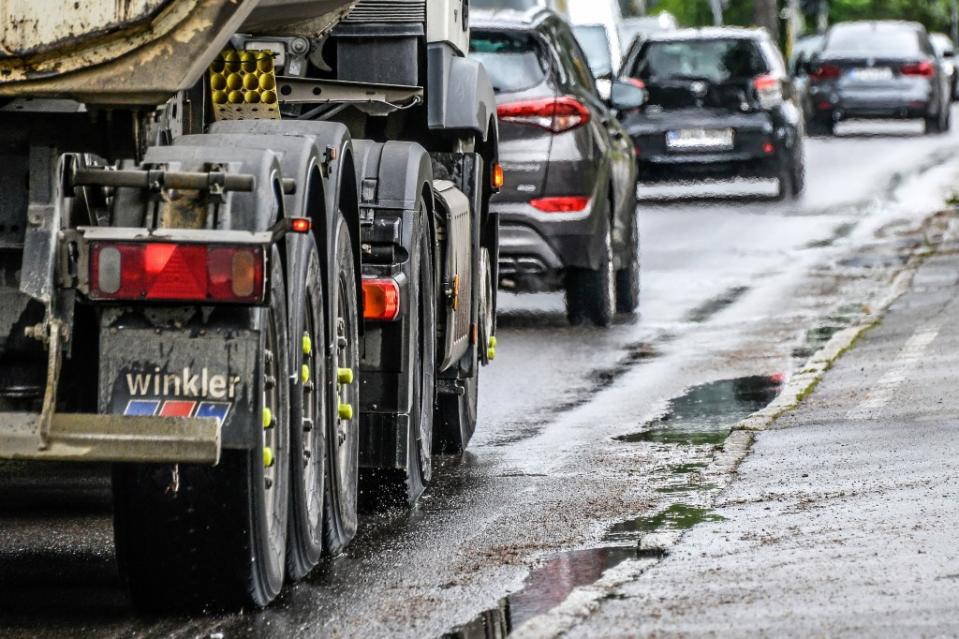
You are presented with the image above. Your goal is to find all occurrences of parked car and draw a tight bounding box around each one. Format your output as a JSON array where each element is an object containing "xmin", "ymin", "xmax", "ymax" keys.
[
  {"xmin": 789, "ymin": 33, "xmax": 825, "ymax": 125},
  {"xmin": 618, "ymin": 27, "xmax": 805, "ymax": 199},
  {"xmin": 566, "ymin": 0, "xmax": 625, "ymax": 98},
  {"xmin": 470, "ymin": 8, "xmax": 643, "ymax": 326},
  {"xmin": 931, "ymin": 32, "xmax": 958, "ymax": 100},
  {"xmin": 806, "ymin": 21, "xmax": 951, "ymax": 135}
]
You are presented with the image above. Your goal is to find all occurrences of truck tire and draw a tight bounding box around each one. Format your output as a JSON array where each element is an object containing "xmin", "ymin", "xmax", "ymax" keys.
[
  {"xmin": 435, "ymin": 247, "xmax": 489, "ymax": 454},
  {"xmin": 112, "ymin": 247, "xmax": 291, "ymax": 611},
  {"xmin": 286, "ymin": 236, "xmax": 326, "ymax": 580},
  {"xmin": 323, "ymin": 213, "xmax": 360, "ymax": 556},
  {"xmin": 566, "ymin": 214, "xmax": 615, "ymax": 327},
  {"xmin": 615, "ymin": 210, "xmax": 640, "ymax": 315}
]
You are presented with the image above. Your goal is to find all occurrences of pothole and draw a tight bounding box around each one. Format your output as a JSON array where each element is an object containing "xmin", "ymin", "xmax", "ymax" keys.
[{"xmin": 614, "ymin": 375, "xmax": 784, "ymax": 447}]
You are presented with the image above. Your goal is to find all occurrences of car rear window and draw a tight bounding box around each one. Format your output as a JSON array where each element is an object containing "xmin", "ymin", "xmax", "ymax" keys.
[
  {"xmin": 824, "ymin": 26, "xmax": 922, "ymax": 57},
  {"xmin": 470, "ymin": 31, "xmax": 549, "ymax": 93},
  {"xmin": 572, "ymin": 25, "xmax": 613, "ymax": 77},
  {"xmin": 629, "ymin": 39, "xmax": 768, "ymax": 83}
]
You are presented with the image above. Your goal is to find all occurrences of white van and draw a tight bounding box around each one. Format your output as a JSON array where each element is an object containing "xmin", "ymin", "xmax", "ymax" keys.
[{"xmin": 565, "ymin": 0, "xmax": 624, "ymax": 97}]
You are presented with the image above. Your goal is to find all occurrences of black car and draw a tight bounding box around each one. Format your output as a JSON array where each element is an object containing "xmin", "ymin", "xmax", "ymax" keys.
[
  {"xmin": 469, "ymin": 8, "xmax": 643, "ymax": 327},
  {"xmin": 618, "ymin": 28, "xmax": 805, "ymax": 199},
  {"xmin": 806, "ymin": 21, "xmax": 951, "ymax": 135}
]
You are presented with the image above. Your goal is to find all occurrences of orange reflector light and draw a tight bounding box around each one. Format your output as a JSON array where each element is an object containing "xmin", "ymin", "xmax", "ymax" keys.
[
  {"xmin": 362, "ymin": 278, "xmax": 400, "ymax": 321},
  {"xmin": 290, "ymin": 217, "xmax": 311, "ymax": 233},
  {"xmin": 529, "ymin": 195, "xmax": 591, "ymax": 213},
  {"xmin": 492, "ymin": 162, "xmax": 505, "ymax": 190}
]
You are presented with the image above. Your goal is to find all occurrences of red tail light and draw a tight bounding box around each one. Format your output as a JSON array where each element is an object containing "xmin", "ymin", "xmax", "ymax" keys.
[
  {"xmin": 753, "ymin": 74, "xmax": 783, "ymax": 108},
  {"xmin": 362, "ymin": 278, "xmax": 400, "ymax": 321},
  {"xmin": 529, "ymin": 196, "xmax": 591, "ymax": 213},
  {"xmin": 496, "ymin": 97, "xmax": 591, "ymax": 133},
  {"xmin": 809, "ymin": 64, "xmax": 841, "ymax": 81},
  {"xmin": 89, "ymin": 242, "xmax": 265, "ymax": 303},
  {"xmin": 901, "ymin": 61, "xmax": 935, "ymax": 77}
]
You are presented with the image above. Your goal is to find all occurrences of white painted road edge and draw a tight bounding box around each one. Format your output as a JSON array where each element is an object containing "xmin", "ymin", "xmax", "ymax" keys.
[{"xmin": 510, "ymin": 212, "xmax": 956, "ymax": 639}]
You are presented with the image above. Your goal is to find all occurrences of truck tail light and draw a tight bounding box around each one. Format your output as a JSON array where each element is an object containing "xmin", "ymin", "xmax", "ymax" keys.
[
  {"xmin": 89, "ymin": 242, "xmax": 266, "ymax": 303},
  {"xmin": 901, "ymin": 61, "xmax": 935, "ymax": 77},
  {"xmin": 496, "ymin": 96, "xmax": 591, "ymax": 133},
  {"xmin": 753, "ymin": 74, "xmax": 783, "ymax": 109},
  {"xmin": 809, "ymin": 64, "xmax": 841, "ymax": 82},
  {"xmin": 529, "ymin": 196, "xmax": 591, "ymax": 213},
  {"xmin": 362, "ymin": 278, "xmax": 400, "ymax": 321}
]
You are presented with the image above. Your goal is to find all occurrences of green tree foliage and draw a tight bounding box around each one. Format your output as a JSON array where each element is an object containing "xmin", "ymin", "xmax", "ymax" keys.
[{"xmin": 648, "ymin": 0, "xmax": 953, "ymax": 34}]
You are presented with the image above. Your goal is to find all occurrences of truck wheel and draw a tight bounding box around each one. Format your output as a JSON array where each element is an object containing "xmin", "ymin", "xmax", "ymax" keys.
[
  {"xmin": 323, "ymin": 213, "xmax": 360, "ymax": 555},
  {"xmin": 406, "ymin": 215, "xmax": 436, "ymax": 501},
  {"xmin": 566, "ymin": 214, "xmax": 615, "ymax": 327},
  {"xmin": 615, "ymin": 209, "xmax": 640, "ymax": 315},
  {"xmin": 286, "ymin": 237, "xmax": 326, "ymax": 580},
  {"xmin": 435, "ymin": 248, "xmax": 489, "ymax": 454},
  {"xmin": 113, "ymin": 247, "xmax": 291, "ymax": 610}
]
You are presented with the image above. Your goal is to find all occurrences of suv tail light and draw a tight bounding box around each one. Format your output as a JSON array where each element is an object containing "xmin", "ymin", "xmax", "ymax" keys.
[
  {"xmin": 496, "ymin": 97, "xmax": 591, "ymax": 133},
  {"xmin": 809, "ymin": 64, "xmax": 841, "ymax": 82},
  {"xmin": 89, "ymin": 242, "xmax": 265, "ymax": 303},
  {"xmin": 362, "ymin": 278, "xmax": 400, "ymax": 321},
  {"xmin": 529, "ymin": 196, "xmax": 591, "ymax": 213},
  {"xmin": 901, "ymin": 61, "xmax": 935, "ymax": 77},
  {"xmin": 753, "ymin": 74, "xmax": 783, "ymax": 109}
]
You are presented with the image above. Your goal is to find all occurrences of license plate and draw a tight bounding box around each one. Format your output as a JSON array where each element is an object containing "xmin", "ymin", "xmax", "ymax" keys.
[
  {"xmin": 666, "ymin": 128, "xmax": 734, "ymax": 151},
  {"xmin": 848, "ymin": 67, "xmax": 893, "ymax": 82}
]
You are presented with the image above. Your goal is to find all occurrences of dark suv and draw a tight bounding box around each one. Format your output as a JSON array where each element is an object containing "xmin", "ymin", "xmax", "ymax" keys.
[
  {"xmin": 469, "ymin": 8, "xmax": 641, "ymax": 327},
  {"xmin": 618, "ymin": 28, "xmax": 805, "ymax": 199}
]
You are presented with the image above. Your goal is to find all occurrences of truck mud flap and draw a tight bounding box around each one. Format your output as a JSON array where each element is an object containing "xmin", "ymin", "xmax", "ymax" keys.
[{"xmin": 99, "ymin": 324, "xmax": 261, "ymax": 452}]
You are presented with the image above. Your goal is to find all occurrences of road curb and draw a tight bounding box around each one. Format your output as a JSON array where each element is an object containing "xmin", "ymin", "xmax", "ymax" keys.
[{"xmin": 510, "ymin": 213, "xmax": 952, "ymax": 639}]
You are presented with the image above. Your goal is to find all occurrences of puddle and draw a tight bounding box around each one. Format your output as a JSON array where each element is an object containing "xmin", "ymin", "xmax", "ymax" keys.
[
  {"xmin": 655, "ymin": 482, "xmax": 718, "ymax": 494},
  {"xmin": 684, "ymin": 286, "xmax": 750, "ymax": 323},
  {"xmin": 837, "ymin": 254, "xmax": 906, "ymax": 269},
  {"xmin": 615, "ymin": 375, "xmax": 783, "ymax": 447},
  {"xmin": 670, "ymin": 462, "xmax": 707, "ymax": 474},
  {"xmin": 605, "ymin": 504, "xmax": 726, "ymax": 543},
  {"xmin": 484, "ymin": 341, "xmax": 660, "ymax": 448},
  {"xmin": 792, "ymin": 312, "xmax": 857, "ymax": 359},
  {"xmin": 444, "ymin": 546, "xmax": 637, "ymax": 637}
]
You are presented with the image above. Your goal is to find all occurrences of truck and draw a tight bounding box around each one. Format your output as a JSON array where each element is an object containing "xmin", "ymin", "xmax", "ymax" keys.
[{"xmin": 0, "ymin": 0, "xmax": 499, "ymax": 610}]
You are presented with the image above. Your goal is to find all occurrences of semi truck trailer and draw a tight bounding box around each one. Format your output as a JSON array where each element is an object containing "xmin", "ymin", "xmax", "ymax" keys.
[{"xmin": 0, "ymin": 0, "xmax": 499, "ymax": 609}]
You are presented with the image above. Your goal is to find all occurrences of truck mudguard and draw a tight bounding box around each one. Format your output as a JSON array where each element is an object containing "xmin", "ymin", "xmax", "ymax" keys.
[
  {"xmin": 206, "ymin": 120, "xmax": 360, "ymax": 331},
  {"xmin": 98, "ymin": 144, "xmax": 285, "ymax": 450},
  {"xmin": 115, "ymin": 145, "xmax": 285, "ymax": 231},
  {"xmin": 351, "ymin": 139, "xmax": 435, "ymax": 472},
  {"xmin": 426, "ymin": 42, "xmax": 497, "ymax": 141}
]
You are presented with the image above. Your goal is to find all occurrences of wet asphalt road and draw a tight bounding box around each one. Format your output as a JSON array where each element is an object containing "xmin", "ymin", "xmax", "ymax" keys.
[{"xmin": 3, "ymin": 114, "xmax": 959, "ymax": 638}]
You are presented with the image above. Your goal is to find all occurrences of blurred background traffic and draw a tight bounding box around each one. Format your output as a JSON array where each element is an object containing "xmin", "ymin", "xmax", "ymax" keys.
[{"xmin": 468, "ymin": 0, "xmax": 959, "ymax": 327}]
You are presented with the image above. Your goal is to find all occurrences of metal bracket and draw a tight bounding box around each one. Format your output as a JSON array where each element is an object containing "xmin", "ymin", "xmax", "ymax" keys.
[{"xmin": 275, "ymin": 77, "xmax": 423, "ymax": 107}]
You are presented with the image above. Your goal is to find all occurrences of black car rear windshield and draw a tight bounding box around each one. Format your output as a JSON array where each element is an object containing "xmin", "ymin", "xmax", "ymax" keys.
[
  {"xmin": 469, "ymin": 31, "xmax": 549, "ymax": 93},
  {"xmin": 629, "ymin": 39, "xmax": 768, "ymax": 83},
  {"xmin": 824, "ymin": 26, "xmax": 922, "ymax": 57}
]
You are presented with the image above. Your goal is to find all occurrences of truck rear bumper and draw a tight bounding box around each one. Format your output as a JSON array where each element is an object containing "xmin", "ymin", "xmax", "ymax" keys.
[{"xmin": 0, "ymin": 411, "xmax": 220, "ymax": 464}]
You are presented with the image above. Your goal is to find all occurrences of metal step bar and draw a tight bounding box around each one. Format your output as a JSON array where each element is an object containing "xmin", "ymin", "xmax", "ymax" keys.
[{"xmin": 0, "ymin": 411, "xmax": 221, "ymax": 464}]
